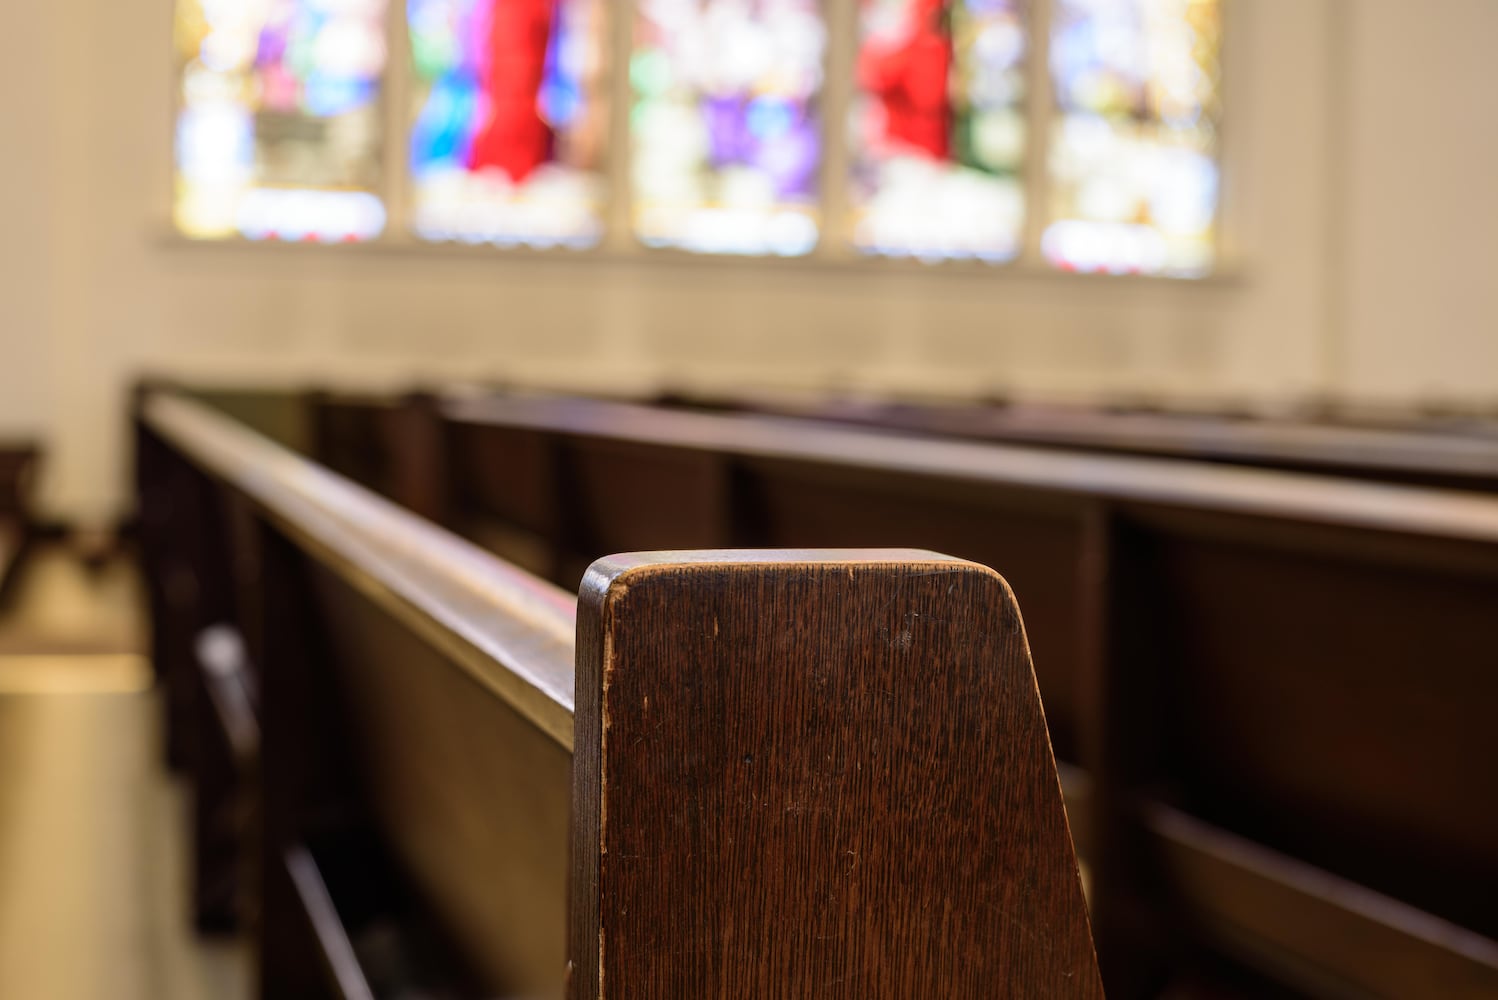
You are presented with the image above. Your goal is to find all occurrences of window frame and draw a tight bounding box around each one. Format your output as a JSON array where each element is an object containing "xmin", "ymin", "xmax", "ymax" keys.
[{"xmin": 164, "ymin": 0, "xmax": 1229, "ymax": 279}]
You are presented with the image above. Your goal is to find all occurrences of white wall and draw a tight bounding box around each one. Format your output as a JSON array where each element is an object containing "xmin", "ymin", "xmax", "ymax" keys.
[
  {"xmin": 1340, "ymin": 0, "xmax": 1498, "ymax": 401},
  {"xmin": 0, "ymin": 0, "xmax": 57, "ymax": 439},
  {"xmin": 0, "ymin": 0, "xmax": 1492, "ymax": 522}
]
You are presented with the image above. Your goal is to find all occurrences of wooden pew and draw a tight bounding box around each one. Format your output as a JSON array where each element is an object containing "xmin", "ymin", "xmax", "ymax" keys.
[
  {"xmin": 719, "ymin": 396, "xmax": 1498, "ymax": 493},
  {"xmin": 309, "ymin": 391, "xmax": 1498, "ymax": 1000},
  {"xmin": 136, "ymin": 390, "xmax": 1101, "ymax": 999}
]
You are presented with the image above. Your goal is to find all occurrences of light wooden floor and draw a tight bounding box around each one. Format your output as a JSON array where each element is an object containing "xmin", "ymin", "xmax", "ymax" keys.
[{"xmin": 0, "ymin": 544, "xmax": 249, "ymax": 1000}]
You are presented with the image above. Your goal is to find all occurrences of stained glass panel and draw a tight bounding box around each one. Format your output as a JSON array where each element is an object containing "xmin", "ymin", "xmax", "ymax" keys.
[
  {"xmin": 408, "ymin": 0, "xmax": 608, "ymax": 246},
  {"xmin": 852, "ymin": 0, "xmax": 1028, "ymax": 261},
  {"xmin": 174, "ymin": 0, "xmax": 389, "ymax": 242},
  {"xmin": 1046, "ymin": 0, "xmax": 1221, "ymax": 275},
  {"xmin": 631, "ymin": 0, "xmax": 825, "ymax": 256}
]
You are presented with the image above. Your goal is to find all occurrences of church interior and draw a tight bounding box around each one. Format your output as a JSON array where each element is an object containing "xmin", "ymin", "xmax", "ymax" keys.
[{"xmin": 0, "ymin": 1, "xmax": 1494, "ymax": 997}]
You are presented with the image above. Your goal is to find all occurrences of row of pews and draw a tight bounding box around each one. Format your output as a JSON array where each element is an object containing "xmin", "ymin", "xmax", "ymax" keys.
[
  {"xmin": 139, "ymin": 383, "xmax": 1498, "ymax": 998},
  {"xmin": 296, "ymin": 387, "xmax": 1498, "ymax": 998},
  {"xmin": 133, "ymin": 389, "xmax": 1101, "ymax": 998}
]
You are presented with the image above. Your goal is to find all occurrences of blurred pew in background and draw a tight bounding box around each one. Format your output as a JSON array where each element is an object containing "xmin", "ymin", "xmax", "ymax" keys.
[{"xmin": 709, "ymin": 394, "xmax": 1498, "ymax": 492}]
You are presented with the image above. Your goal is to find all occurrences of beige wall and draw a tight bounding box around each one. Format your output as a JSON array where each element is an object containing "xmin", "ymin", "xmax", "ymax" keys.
[
  {"xmin": 0, "ymin": 0, "xmax": 1493, "ymax": 522},
  {"xmin": 1340, "ymin": 0, "xmax": 1498, "ymax": 400},
  {"xmin": 0, "ymin": 0, "xmax": 56, "ymax": 439}
]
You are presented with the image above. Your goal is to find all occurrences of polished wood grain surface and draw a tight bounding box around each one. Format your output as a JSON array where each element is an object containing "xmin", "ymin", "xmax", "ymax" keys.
[{"xmin": 572, "ymin": 550, "xmax": 1101, "ymax": 999}]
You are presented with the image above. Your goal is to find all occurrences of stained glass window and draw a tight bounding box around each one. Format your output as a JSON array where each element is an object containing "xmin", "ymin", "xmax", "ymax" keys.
[
  {"xmin": 174, "ymin": 0, "xmax": 390, "ymax": 242},
  {"xmin": 852, "ymin": 0, "xmax": 1029, "ymax": 261},
  {"xmin": 1046, "ymin": 0, "xmax": 1221, "ymax": 275},
  {"xmin": 172, "ymin": 0, "xmax": 1225, "ymax": 269},
  {"xmin": 408, "ymin": 0, "xmax": 608, "ymax": 246},
  {"xmin": 631, "ymin": 0, "xmax": 825, "ymax": 256}
]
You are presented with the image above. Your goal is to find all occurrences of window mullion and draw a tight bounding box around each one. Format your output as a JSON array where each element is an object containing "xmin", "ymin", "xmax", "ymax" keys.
[
  {"xmin": 603, "ymin": 0, "xmax": 638, "ymax": 253},
  {"xmin": 1019, "ymin": 0, "xmax": 1055, "ymax": 267},
  {"xmin": 382, "ymin": 0, "xmax": 414, "ymax": 243},
  {"xmin": 815, "ymin": 0, "xmax": 856, "ymax": 261}
]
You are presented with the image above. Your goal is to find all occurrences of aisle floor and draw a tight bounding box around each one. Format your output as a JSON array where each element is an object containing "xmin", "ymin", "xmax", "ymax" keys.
[{"xmin": 0, "ymin": 544, "xmax": 248, "ymax": 1000}]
